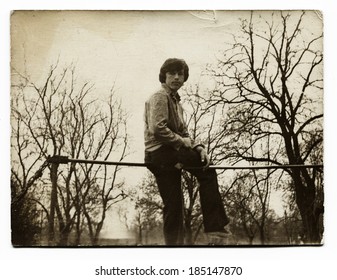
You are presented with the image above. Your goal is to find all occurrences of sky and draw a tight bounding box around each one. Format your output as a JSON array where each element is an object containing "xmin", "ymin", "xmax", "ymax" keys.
[
  {"xmin": 10, "ymin": 10, "xmax": 242, "ymax": 165},
  {"xmin": 10, "ymin": 10, "xmax": 323, "ymax": 161}
]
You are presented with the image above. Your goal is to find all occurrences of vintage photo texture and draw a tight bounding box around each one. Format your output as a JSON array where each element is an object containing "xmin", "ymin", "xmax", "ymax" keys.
[{"xmin": 10, "ymin": 10, "xmax": 323, "ymax": 246}]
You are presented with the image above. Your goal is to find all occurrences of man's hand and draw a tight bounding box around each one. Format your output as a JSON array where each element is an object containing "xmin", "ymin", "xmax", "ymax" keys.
[{"xmin": 196, "ymin": 146, "xmax": 210, "ymax": 169}]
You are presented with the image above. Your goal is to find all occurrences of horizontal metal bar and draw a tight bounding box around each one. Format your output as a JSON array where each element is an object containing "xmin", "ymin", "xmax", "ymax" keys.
[
  {"xmin": 206, "ymin": 164, "xmax": 323, "ymax": 170},
  {"xmin": 68, "ymin": 158, "xmax": 147, "ymax": 167},
  {"xmin": 47, "ymin": 156, "xmax": 323, "ymax": 170}
]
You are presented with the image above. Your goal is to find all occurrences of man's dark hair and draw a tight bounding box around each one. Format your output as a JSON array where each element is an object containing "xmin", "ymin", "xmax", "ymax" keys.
[{"xmin": 159, "ymin": 58, "xmax": 189, "ymax": 83}]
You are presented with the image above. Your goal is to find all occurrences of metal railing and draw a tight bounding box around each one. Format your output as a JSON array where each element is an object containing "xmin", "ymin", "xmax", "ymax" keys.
[{"xmin": 47, "ymin": 155, "xmax": 323, "ymax": 170}]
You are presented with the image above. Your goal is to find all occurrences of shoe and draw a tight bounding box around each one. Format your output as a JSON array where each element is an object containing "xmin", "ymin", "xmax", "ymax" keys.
[
  {"xmin": 207, "ymin": 228, "xmax": 231, "ymax": 245},
  {"xmin": 207, "ymin": 228, "xmax": 231, "ymax": 238}
]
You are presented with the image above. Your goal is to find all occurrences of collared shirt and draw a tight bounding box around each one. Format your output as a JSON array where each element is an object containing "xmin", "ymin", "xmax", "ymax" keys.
[{"xmin": 144, "ymin": 84, "xmax": 190, "ymax": 152}]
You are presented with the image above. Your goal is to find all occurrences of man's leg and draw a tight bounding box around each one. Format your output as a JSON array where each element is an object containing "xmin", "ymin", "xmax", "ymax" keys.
[
  {"xmin": 155, "ymin": 168, "xmax": 184, "ymax": 245},
  {"xmin": 177, "ymin": 147, "xmax": 229, "ymax": 232},
  {"xmin": 190, "ymin": 168, "xmax": 229, "ymax": 232},
  {"xmin": 145, "ymin": 147, "xmax": 184, "ymax": 245}
]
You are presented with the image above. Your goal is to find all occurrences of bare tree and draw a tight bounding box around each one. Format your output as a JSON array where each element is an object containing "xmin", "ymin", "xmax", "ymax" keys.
[
  {"xmin": 207, "ymin": 11, "xmax": 323, "ymax": 243},
  {"xmin": 132, "ymin": 175, "xmax": 164, "ymax": 245},
  {"xmin": 225, "ymin": 168, "xmax": 280, "ymax": 245},
  {"xmin": 11, "ymin": 63, "xmax": 129, "ymax": 246}
]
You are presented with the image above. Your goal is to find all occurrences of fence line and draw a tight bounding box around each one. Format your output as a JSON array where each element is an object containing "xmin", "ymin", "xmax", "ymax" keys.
[{"xmin": 47, "ymin": 156, "xmax": 323, "ymax": 170}]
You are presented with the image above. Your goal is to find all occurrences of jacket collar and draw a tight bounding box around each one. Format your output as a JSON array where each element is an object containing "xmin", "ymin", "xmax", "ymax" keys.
[{"xmin": 161, "ymin": 83, "xmax": 181, "ymax": 102}]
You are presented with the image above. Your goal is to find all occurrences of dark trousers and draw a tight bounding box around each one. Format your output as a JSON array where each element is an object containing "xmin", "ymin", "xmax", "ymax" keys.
[{"xmin": 145, "ymin": 145, "xmax": 229, "ymax": 245}]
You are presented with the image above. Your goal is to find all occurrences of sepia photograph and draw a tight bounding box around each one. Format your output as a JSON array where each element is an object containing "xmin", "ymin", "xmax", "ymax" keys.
[{"xmin": 10, "ymin": 10, "xmax": 324, "ymax": 247}]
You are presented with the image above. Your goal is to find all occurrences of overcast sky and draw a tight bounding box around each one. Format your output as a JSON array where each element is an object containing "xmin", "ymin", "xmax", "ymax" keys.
[
  {"xmin": 10, "ymin": 10, "xmax": 249, "ymax": 192},
  {"xmin": 11, "ymin": 10, "xmax": 323, "ymax": 162}
]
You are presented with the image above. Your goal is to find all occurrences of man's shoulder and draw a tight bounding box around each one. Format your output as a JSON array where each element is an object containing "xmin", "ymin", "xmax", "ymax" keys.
[{"xmin": 147, "ymin": 86, "xmax": 169, "ymax": 102}]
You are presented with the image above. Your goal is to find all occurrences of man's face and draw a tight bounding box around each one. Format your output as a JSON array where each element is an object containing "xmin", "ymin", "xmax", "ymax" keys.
[{"xmin": 165, "ymin": 70, "xmax": 185, "ymax": 92}]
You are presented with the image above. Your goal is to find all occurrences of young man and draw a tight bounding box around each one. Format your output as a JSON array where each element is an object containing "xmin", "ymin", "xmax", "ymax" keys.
[{"xmin": 144, "ymin": 58, "xmax": 229, "ymax": 245}]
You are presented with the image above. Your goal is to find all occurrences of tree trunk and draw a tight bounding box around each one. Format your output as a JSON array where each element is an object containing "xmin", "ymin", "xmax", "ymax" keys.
[
  {"xmin": 259, "ymin": 227, "xmax": 266, "ymax": 245},
  {"xmin": 48, "ymin": 162, "xmax": 58, "ymax": 245},
  {"xmin": 292, "ymin": 171, "xmax": 321, "ymax": 243},
  {"xmin": 58, "ymin": 226, "xmax": 71, "ymax": 246}
]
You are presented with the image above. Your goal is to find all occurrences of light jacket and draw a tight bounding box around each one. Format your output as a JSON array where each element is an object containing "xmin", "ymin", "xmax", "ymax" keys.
[{"xmin": 144, "ymin": 84, "xmax": 192, "ymax": 152}]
